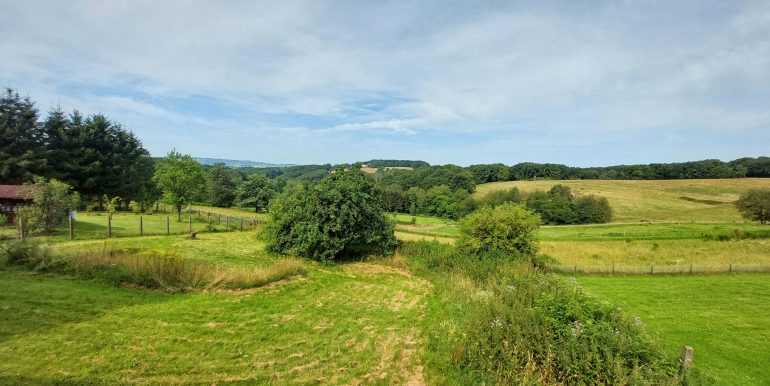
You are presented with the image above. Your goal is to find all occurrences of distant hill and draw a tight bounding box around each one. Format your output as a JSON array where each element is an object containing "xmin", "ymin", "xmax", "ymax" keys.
[{"xmin": 193, "ymin": 157, "xmax": 295, "ymax": 168}]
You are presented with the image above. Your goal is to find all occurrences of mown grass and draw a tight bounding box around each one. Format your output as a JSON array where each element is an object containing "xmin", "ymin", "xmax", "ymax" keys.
[
  {"xmin": 190, "ymin": 205, "xmax": 270, "ymax": 221},
  {"xmin": 577, "ymin": 274, "xmax": 770, "ymax": 385},
  {"xmin": 475, "ymin": 178, "xmax": 770, "ymax": 223},
  {"xmin": 0, "ymin": 237, "xmax": 430, "ymax": 384}
]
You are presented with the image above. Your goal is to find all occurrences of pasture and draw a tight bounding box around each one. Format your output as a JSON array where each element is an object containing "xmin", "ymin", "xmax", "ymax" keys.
[
  {"xmin": 578, "ymin": 274, "xmax": 770, "ymax": 385},
  {"xmin": 475, "ymin": 178, "xmax": 770, "ymax": 223}
]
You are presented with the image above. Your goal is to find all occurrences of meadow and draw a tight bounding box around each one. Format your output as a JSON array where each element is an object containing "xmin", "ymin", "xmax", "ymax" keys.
[
  {"xmin": 578, "ymin": 274, "xmax": 770, "ymax": 385},
  {"xmin": 475, "ymin": 178, "xmax": 770, "ymax": 223},
  {"xmin": 0, "ymin": 231, "xmax": 429, "ymax": 384}
]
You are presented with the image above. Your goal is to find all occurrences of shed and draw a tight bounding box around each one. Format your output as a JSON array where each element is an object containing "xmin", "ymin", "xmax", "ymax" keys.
[{"xmin": 0, "ymin": 185, "xmax": 30, "ymax": 222}]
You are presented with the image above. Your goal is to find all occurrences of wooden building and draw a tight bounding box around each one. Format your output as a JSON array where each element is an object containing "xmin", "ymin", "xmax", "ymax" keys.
[{"xmin": 0, "ymin": 185, "xmax": 29, "ymax": 223}]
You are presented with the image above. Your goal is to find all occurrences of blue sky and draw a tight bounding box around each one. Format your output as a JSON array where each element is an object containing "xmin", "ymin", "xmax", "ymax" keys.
[{"xmin": 2, "ymin": 0, "xmax": 769, "ymax": 166}]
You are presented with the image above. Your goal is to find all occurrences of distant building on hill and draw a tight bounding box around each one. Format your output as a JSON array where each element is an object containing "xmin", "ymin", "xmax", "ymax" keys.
[{"xmin": 0, "ymin": 185, "xmax": 30, "ymax": 222}]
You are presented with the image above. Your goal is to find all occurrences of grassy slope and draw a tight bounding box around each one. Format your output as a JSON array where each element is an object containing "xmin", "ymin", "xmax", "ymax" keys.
[
  {"xmin": 0, "ymin": 232, "xmax": 430, "ymax": 384},
  {"xmin": 577, "ymin": 274, "xmax": 770, "ymax": 385},
  {"xmin": 475, "ymin": 178, "xmax": 770, "ymax": 223}
]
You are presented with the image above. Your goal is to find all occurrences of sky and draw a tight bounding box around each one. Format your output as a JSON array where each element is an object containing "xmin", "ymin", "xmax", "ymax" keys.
[{"xmin": 2, "ymin": 0, "xmax": 769, "ymax": 167}]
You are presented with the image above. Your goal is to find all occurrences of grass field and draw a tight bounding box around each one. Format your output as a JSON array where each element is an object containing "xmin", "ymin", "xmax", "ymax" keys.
[
  {"xmin": 577, "ymin": 274, "xmax": 770, "ymax": 385},
  {"xmin": 0, "ymin": 232, "xmax": 430, "ymax": 384},
  {"xmin": 475, "ymin": 178, "xmax": 770, "ymax": 223}
]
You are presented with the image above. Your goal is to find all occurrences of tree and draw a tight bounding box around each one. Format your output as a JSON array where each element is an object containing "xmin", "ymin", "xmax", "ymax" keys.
[
  {"xmin": 265, "ymin": 166, "xmax": 397, "ymax": 261},
  {"xmin": 573, "ymin": 195, "xmax": 613, "ymax": 224},
  {"xmin": 0, "ymin": 88, "xmax": 45, "ymax": 183},
  {"xmin": 735, "ymin": 188, "xmax": 770, "ymax": 224},
  {"xmin": 236, "ymin": 174, "xmax": 274, "ymax": 212},
  {"xmin": 208, "ymin": 163, "xmax": 239, "ymax": 207},
  {"xmin": 456, "ymin": 203, "xmax": 541, "ymax": 257},
  {"xmin": 153, "ymin": 150, "xmax": 207, "ymax": 221},
  {"xmin": 20, "ymin": 177, "xmax": 80, "ymax": 234}
]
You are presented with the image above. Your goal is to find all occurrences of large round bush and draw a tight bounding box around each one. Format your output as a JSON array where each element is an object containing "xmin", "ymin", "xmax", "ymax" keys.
[
  {"xmin": 457, "ymin": 203, "xmax": 541, "ymax": 257},
  {"xmin": 265, "ymin": 167, "xmax": 397, "ymax": 261}
]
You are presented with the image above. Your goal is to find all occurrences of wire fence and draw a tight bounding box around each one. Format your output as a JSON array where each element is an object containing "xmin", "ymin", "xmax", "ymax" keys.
[
  {"xmin": 12, "ymin": 208, "xmax": 266, "ymax": 241},
  {"xmin": 547, "ymin": 263, "xmax": 770, "ymax": 275}
]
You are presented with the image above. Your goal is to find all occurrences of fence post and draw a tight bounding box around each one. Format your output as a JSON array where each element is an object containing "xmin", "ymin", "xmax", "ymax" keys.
[
  {"xmin": 69, "ymin": 215, "xmax": 74, "ymax": 240},
  {"xmin": 680, "ymin": 346, "xmax": 694, "ymax": 371},
  {"xmin": 218, "ymin": 213, "xmax": 221, "ymax": 222},
  {"xmin": 166, "ymin": 216, "xmax": 170, "ymax": 235},
  {"xmin": 650, "ymin": 265, "xmax": 654, "ymax": 275},
  {"xmin": 689, "ymin": 263, "xmax": 693, "ymax": 275},
  {"xmin": 240, "ymin": 217, "xmax": 244, "ymax": 231},
  {"xmin": 574, "ymin": 264, "xmax": 577, "ymax": 274},
  {"xmin": 189, "ymin": 216, "xmax": 192, "ymax": 232},
  {"xmin": 139, "ymin": 216, "xmax": 143, "ymax": 236},
  {"xmin": 612, "ymin": 263, "xmax": 615, "ymax": 275},
  {"xmin": 729, "ymin": 263, "xmax": 733, "ymax": 273},
  {"xmin": 18, "ymin": 216, "xmax": 24, "ymax": 240},
  {"xmin": 226, "ymin": 216, "xmax": 229, "ymax": 228},
  {"xmin": 108, "ymin": 215, "xmax": 112, "ymax": 237}
]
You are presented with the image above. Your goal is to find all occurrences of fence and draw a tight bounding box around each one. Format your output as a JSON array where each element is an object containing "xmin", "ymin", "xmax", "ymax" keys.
[
  {"xmin": 547, "ymin": 263, "xmax": 770, "ymax": 275},
  {"xmin": 14, "ymin": 208, "xmax": 266, "ymax": 241}
]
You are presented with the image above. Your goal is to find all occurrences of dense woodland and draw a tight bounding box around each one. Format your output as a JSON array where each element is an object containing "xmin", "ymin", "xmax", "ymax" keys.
[{"xmin": 2, "ymin": 88, "xmax": 768, "ymax": 222}]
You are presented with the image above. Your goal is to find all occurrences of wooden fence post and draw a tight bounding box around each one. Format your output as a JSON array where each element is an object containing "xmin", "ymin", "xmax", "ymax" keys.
[
  {"xmin": 166, "ymin": 216, "xmax": 170, "ymax": 235},
  {"xmin": 189, "ymin": 216, "xmax": 192, "ymax": 232},
  {"xmin": 226, "ymin": 216, "xmax": 229, "ymax": 228},
  {"xmin": 18, "ymin": 216, "xmax": 24, "ymax": 240},
  {"xmin": 139, "ymin": 216, "xmax": 143, "ymax": 236},
  {"xmin": 218, "ymin": 213, "xmax": 221, "ymax": 222},
  {"xmin": 69, "ymin": 215, "xmax": 74, "ymax": 240},
  {"xmin": 729, "ymin": 263, "xmax": 733, "ymax": 273},
  {"xmin": 680, "ymin": 346, "xmax": 694, "ymax": 371},
  {"xmin": 240, "ymin": 217, "xmax": 244, "ymax": 231},
  {"xmin": 650, "ymin": 265, "xmax": 654, "ymax": 275},
  {"xmin": 108, "ymin": 215, "xmax": 112, "ymax": 237}
]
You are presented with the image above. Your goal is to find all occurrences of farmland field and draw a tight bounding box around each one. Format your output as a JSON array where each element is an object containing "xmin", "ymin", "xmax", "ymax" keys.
[
  {"xmin": 577, "ymin": 274, "xmax": 770, "ymax": 385},
  {"xmin": 475, "ymin": 178, "xmax": 770, "ymax": 223}
]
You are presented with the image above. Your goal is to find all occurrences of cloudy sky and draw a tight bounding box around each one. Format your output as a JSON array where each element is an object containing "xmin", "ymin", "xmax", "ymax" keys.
[{"xmin": 2, "ymin": 1, "xmax": 769, "ymax": 166}]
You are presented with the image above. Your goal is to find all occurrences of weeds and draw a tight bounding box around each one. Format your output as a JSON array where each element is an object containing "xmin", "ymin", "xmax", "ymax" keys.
[{"xmin": 1, "ymin": 240, "xmax": 306, "ymax": 292}]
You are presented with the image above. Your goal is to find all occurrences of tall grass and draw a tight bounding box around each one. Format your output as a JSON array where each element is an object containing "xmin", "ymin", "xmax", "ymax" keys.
[
  {"xmin": 400, "ymin": 241, "xmax": 702, "ymax": 384},
  {"xmin": 1, "ymin": 240, "xmax": 305, "ymax": 292}
]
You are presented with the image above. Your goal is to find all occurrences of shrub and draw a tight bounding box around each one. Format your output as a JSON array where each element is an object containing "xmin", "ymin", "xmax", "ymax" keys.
[
  {"xmin": 0, "ymin": 213, "xmax": 7, "ymax": 226},
  {"xmin": 20, "ymin": 177, "xmax": 80, "ymax": 234},
  {"xmin": 265, "ymin": 166, "xmax": 397, "ymax": 261},
  {"xmin": 0, "ymin": 240, "xmax": 47, "ymax": 266},
  {"xmin": 574, "ymin": 195, "xmax": 613, "ymax": 223},
  {"xmin": 457, "ymin": 203, "xmax": 541, "ymax": 257},
  {"xmin": 129, "ymin": 200, "xmax": 142, "ymax": 214}
]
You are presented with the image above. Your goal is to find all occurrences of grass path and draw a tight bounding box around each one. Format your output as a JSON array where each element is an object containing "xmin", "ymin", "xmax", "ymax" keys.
[{"xmin": 577, "ymin": 274, "xmax": 770, "ymax": 385}]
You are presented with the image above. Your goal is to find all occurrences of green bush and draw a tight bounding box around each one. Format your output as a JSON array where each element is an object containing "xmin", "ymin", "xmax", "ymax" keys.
[
  {"xmin": 265, "ymin": 166, "xmax": 397, "ymax": 261},
  {"xmin": 456, "ymin": 203, "xmax": 541, "ymax": 257},
  {"xmin": 399, "ymin": 240, "xmax": 693, "ymax": 384},
  {"xmin": 0, "ymin": 240, "xmax": 48, "ymax": 267},
  {"xmin": 0, "ymin": 213, "xmax": 7, "ymax": 226}
]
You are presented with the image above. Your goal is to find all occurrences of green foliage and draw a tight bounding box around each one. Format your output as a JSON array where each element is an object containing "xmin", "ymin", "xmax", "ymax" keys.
[
  {"xmin": 0, "ymin": 88, "xmax": 44, "ymax": 183},
  {"xmin": 476, "ymin": 187, "xmax": 521, "ymax": 207},
  {"xmin": 0, "ymin": 213, "xmax": 8, "ymax": 226},
  {"xmin": 236, "ymin": 174, "xmax": 274, "ymax": 212},
  {"xmin": 103, "ymin": 195, "xmax": 121, "ymax": 217},
  {"xmin": 457, "ymin": 203, "xmax": 541, "ymax": 257},
  {"xmin": 0, "ymin": 239, "xmax": 47, "ymax": 266},
  {"xmin": 20, "ymin": 177, "xmax": 80, "ymax": 234},
  {"xmin": 129, "ymin": 200, "xmax": 142, "ymax": 215},
  {"xmin": 265, "ymin": 167, "xmax": 397, "ymax": 261},
  {"xmin": 573, "ymin": 195, "xmax": 613, "ymax": 224},
  {"xmin": 153, "ymin": 150, "xmax": 207, "ymax": 220},
  {"xmin": 735, "ymin": 188, "xmax": 770, "ymax": 224},
  {"xmin": 208, "ymin": 163, "xmax": 239, "ymax": 207},
  {"xmin": 400, "ymin": 241, "xmax": 687, "ymax": 385}
]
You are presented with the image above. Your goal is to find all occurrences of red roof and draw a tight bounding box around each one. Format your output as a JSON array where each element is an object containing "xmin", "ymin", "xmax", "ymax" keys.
[{"xmin": 0, "ymin": 185, "xmax": 26, "ymax": 199}]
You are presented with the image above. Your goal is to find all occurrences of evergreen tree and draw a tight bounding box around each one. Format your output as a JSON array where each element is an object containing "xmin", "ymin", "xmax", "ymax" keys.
[{"xmin": 0, "ymin": 89, "xmax": 45, "ymax": 183}]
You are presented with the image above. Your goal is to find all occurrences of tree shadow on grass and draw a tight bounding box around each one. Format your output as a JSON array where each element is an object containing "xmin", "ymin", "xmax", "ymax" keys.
[{"xmin": 0, "ymin": 268, "xmax": 171, "ymax": 344}]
